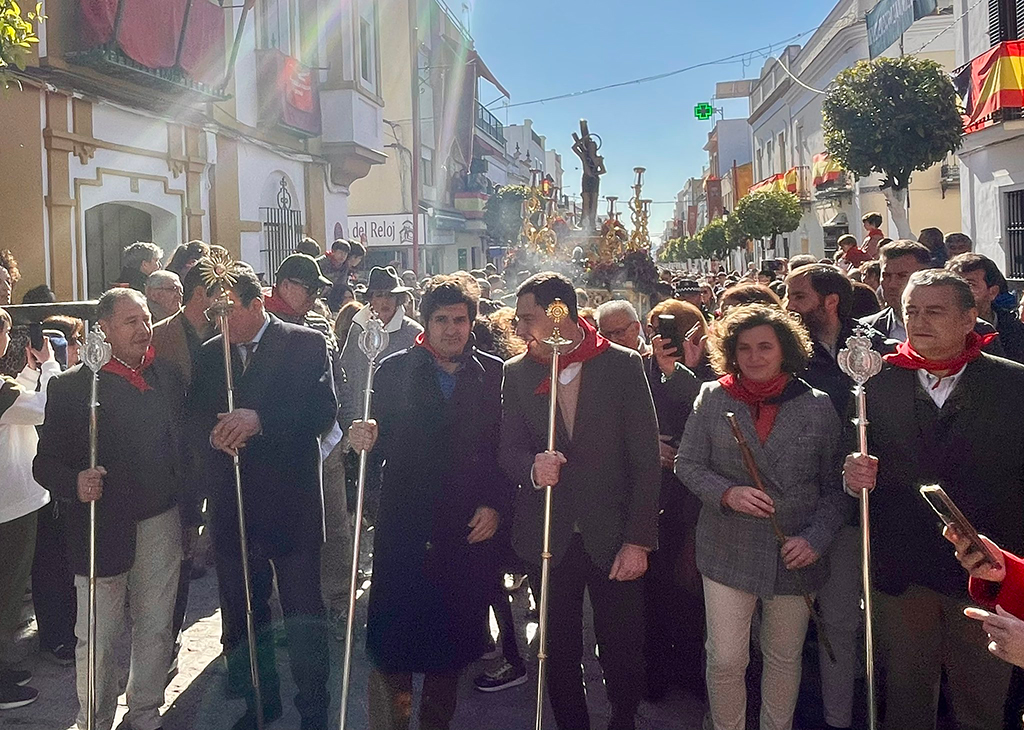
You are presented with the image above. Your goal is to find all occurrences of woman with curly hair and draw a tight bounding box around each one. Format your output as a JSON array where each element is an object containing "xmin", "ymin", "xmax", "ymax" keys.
[
  {"xmin": 675, "ymin": 304, "xmax": 847, "ymax": 730},
  {"xmin": 0, "ymin": 250, "xmax": 20, "ymax": 306}
]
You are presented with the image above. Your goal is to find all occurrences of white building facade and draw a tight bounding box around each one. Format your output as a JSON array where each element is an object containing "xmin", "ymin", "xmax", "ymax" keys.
[{"xmin": 953, "ymin": 0, "xmax": 1024, "ymax": 279}]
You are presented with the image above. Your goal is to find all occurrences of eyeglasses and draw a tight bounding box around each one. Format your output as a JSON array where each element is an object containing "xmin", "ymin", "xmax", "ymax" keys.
[
  {"xmin": 286, "ymin": 279, "xmax": 322, "ymax": 296},
  {"xmin": 600, "ymin": 324, "xmax": 637, "ymax": 340}
]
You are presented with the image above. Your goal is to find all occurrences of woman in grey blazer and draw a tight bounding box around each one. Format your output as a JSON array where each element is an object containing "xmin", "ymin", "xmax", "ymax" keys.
[{"xmin": 675, "ymin": 304, "xmax": 846, "ymax": 730}]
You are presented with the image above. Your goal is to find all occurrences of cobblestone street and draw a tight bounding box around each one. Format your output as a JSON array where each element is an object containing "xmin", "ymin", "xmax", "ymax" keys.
[{"xmin": 4, "ymin": 561, "xmax": 710, "ymax": 730}]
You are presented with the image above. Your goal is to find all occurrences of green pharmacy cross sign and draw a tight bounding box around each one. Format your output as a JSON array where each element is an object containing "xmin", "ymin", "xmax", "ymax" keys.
[{"xmin": 694, "ymin": 102, "xmax": 714, "ymax": 121}]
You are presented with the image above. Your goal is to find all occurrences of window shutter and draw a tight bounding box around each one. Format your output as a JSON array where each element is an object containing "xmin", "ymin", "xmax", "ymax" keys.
[
  {"xmin": 990, "ymin": 0, "xmax": 1006, "ymax": 45},
  {"xmin": 1015, "ymin": 0, "xmax": 1024, "ymax": 39}
]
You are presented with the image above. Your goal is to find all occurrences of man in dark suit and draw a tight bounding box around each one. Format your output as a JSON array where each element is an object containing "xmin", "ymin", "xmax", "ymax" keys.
[
  {"xmin": 845, "ymin": 269, "xmax": 1024, "ymax": 730},
  {"xmin": 861, "ymin": 240, "xmax": 1003, "ymax": 356},
  {"xmin": 189, "ymin": 263, "xmax": 337, "ymax": 730},
  {"xmin": 500, "ymin": 272, "xmax": 661, "ymax": 730},
  {"xmin": 34, "ymin": 287, "xmax": 191, "ymax": 730}
]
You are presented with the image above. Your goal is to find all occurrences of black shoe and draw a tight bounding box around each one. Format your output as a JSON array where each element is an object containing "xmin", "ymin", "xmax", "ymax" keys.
[
  {"xmin": 0, "ymin": 668, "xmax": 31, "ymax": 687},
  {"xmin": 230, "ymin": 698, "xmax": 283, "ymax": 730},
  {"xmin": 474, "ymin": 661, "xmax": 528, "ymax": 692},
  {"xmin": 0, "ymin": 683, "xmax": 38, "ymax": 710},
  {"xmin": 44, "ymin": 643, "xmax": 76, "ymax": 667}
]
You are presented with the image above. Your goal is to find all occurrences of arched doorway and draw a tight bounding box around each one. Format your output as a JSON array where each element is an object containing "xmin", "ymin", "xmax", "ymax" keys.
[{"xmin": 84, "ymin": 202, "xmax": 175, "ymax": 298}]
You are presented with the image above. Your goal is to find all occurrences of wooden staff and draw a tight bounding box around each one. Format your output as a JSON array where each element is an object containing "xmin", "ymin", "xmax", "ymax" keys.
[
  {"xmin": 535, "ymin": 299, "xmax": 572, "ymax": 730},
  {"xmin": 338, "ymin": 314, "xmax": 389, "ymax": 730},
  {"xmin": 81, "ymin": 322, "xmax": 111, "ymax": 730},
  {"xmin": 724, "ymin": 412, "xmax": 836, "ymax": 663}
]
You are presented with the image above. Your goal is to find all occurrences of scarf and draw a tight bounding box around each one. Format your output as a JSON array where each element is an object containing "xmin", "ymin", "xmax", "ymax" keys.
[
  {"xmin": 263, "ymin": 289, "xmax": 302, "ymax": 320},
  {"xmin": 883, "ymin": 331, "xmax": 996, "ymax": 388},
  {"xmin": 718, "ymin": 372, "xmax": 790, "ymax": 443},
  {"xmin": 101, "ymin": 346, "xmax": 156, "ymax": 392},
  {"xmin": 532, "ymin": 318, "xmax": 611, "ymax": 395},
  {"xmin": 414, "ymin": 331, "xmax": 441, "ymax": 358}
]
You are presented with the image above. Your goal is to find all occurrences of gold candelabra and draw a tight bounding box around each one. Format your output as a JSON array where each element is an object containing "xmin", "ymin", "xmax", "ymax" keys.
[
  {"xmin": 521, "ymin": 168, "xmax": 558, "ymax": 257},
  {"xmin": 628, "ymin": 167, "xmax": 652, "ymax": 251}
]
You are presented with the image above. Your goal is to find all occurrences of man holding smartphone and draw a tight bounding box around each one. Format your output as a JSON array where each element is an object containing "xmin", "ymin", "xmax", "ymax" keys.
[{"xmin": 844, "ymin": 270, "xmax": 1024, "ymax": 730}]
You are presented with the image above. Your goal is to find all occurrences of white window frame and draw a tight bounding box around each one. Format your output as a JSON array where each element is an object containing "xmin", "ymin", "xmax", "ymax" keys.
[
  {"xmin": 358, "ymin": 0, "xmax": 380, "ymax": 94},
  {"xmin": 260, "ymin": 0, "xmax": 300, "ymax": 57}
]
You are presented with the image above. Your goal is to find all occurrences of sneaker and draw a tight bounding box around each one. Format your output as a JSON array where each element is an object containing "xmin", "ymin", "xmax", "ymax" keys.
[
  {"xmin": 0, "ymin": 683, "xmax": 38, "ymax": 710},
  {"xmin": 44, "ymin": 643, "xmax": 76, "ymax": 667},
  {"xmin": 474, "ymin": 661, "xmax": 527, "ymax": 692},
  {"xmin": 0, "ymin": 668, "xmax": 31, "ymax": 687}
]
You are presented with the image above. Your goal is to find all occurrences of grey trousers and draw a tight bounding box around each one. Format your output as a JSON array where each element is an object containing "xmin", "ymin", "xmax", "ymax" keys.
[
  {"xmin": 74, "ymin": 507, "xmax": 181, "ymax": 730},
  {"xmin": 320, "ymin": 441, "xmax": 353, "ymax": 614},
  {"xmin": 816, "ymin": 525, "xmax": 862, "ymax": 728},
  {"xmin": 0, "ymin": 510, "xmax": 38, "ymax": 664},
  {"xmin": 876, "ymin": 584, "xmax": 1012, "ymax": 730}
]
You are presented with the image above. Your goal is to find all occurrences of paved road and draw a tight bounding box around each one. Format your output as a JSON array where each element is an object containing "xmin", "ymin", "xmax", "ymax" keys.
[{"xmin": 6, "ymin": 562, "xmax": 713, "ymax": 730}]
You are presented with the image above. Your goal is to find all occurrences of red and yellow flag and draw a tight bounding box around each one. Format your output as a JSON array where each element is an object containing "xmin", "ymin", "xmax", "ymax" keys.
[{"xmin": 954, "ymin": 41, "xmax": 1024, "ymax": 134}]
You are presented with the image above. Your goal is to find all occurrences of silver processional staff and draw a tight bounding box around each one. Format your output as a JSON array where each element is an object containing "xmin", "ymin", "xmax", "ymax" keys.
[{"xmin": 837, "ymin": 326, "xmax": 883, "ymax": 730}]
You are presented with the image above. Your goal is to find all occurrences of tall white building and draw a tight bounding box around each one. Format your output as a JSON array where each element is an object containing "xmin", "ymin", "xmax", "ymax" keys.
[
  {"xmin": 953, "ymin": 0, "xmax": 1024, "ymax": 279},
  {"xmin": 730, "ymin": 0, "xmax": 958, "ymax": 260}
]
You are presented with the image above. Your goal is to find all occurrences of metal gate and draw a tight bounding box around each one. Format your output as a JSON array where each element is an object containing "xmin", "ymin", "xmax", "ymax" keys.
[
  {"xmin": 1008, "ymin": 189, "xmax": 1024, "ymax": 279},
  {"xmin": 260, "ymin": 178, "xmax": 304, "ymax": 282}
]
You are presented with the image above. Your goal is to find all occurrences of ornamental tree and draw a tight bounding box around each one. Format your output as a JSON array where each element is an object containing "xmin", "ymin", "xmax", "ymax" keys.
[
  {"xmin": 483, "ymin": 184, "xmax": 530, "ymax": 247},
  {"xmin": 695, "ymin": 219, "xmax": 731, "ymax": 259},
  {"xmin": 822, "ymin": 56, "xmax": 963, "ymax": 238},
  {"xmin": 1, "ymin": 2, "xmax": 43, "ymax": 90},
  {"xmin": 733, "ymin": 190, "xmax": 802, "ymax": 258}
]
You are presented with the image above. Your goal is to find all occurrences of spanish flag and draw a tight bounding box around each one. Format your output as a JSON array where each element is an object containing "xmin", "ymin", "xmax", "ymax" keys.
[
  {"xmin": 954, "ymin": 41, "xmax": 1024, "ymax": 134},
  {"xmin": 812, "ymin": 153, "xmax": 842, "ymax": 188},
  {"xmin": 784, "ymin": 166, "xmax": 799, "ymax": 194}
]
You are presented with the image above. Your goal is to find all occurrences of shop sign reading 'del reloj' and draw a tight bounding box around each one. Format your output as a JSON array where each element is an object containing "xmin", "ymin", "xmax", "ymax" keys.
[{"xmin": 348, "ymin": 214, "xmax": 429, "ymax": 248}]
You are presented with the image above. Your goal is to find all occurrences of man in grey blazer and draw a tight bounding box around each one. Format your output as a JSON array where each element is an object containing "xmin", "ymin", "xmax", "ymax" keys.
[{"xmin": 500, "ymin": 273, "xmax": 661, "ymax": 730}]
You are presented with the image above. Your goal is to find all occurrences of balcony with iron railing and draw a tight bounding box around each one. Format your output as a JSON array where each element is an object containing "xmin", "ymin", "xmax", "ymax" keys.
[{"xmin": 475, "ymin": 101, "xmax": 506, "ymax": 147}]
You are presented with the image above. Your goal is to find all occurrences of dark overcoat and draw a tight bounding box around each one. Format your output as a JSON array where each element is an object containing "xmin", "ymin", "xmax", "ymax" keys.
[
  {"xmin": 188, "ymin": 316, "xmax": 337, "ymax": 559},
  {"xmin": 365, "ymin": 345, "xmax": 510, "ymax": 673}
]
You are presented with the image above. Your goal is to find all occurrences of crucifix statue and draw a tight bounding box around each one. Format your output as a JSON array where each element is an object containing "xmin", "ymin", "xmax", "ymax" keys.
[{"xmin": 571, "ymin": 119, "xmax": 606, "ymax": 232}]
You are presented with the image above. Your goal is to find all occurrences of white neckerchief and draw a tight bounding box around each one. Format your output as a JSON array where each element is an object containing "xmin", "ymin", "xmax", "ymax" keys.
[{"xmin": 353, "ymin": 303, "xmax": 407, "ymax": 334}]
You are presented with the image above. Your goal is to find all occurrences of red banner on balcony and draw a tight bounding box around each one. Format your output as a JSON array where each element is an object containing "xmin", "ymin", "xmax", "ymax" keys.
[
  {"xmin": 749, "ymin": 173, "xmax": 784, "ymax": 194},
  {"xmin": 812, "ymin": 153, "xmax": 842, "ymax": 188},
  {"xmin": 256, "ymin": 49, "xmax": 322, "ymax": 136},
  {"xmin": 954, "ymin": 41, "xmax": 1024, "ymax": 134},
  {"xmin": 78, "ymin": 0, "xmax": 225, "ymax": 85}
]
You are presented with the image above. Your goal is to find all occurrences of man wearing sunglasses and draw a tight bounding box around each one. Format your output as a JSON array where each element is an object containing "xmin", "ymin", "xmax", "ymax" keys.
[{"xmin": 261, "ymin": 254, "xmax": 354, "ymax": 641}]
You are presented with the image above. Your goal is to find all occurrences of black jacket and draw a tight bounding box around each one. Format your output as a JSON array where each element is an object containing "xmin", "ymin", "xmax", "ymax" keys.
[
  {"xmin": 366, "ymin": 345, "xmax": 510, "ymax": 673},
  {"xmin": 863, "ymin": 355, "xmax": 1024, "ymax": 597},
  {"xmin": 33, "ymin": 360, "xmax": 191, "ymax": 576},
  {"xmin": 189, "ymin": 316, "xmax": 337, "ymax": 558},
  {"xmin": 802, "ymin": 319, "xmax": 891, "ymax": 419}
]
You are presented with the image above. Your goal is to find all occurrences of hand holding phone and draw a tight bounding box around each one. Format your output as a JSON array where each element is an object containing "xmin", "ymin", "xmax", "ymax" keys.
[{"xmin": 923, "ymin": 484, "xmax": 1001, "ymax": 572}]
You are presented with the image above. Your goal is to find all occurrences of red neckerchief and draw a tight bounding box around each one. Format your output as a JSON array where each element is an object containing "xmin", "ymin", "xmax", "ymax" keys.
[
  {"xmin": 263, "ymin": 289, "xmax": 301, "ymax": 319},
  {"xmin": 718, "ymin": 372, "xmax": 790, "ymax": 443},
  {"xmin": 101, "ymin": 346, "xmax": 156, "ymax": 392},
  {"xmin": 531, "ymin": 317, "xmax": 611, "ymax": 395},
  {"xmin": 415, "ymin": 331, "xmax": 445, "ymax": 360},
  {"xmin": 883, "ymin": 331, "xmax": 997, "ymax": 389}
]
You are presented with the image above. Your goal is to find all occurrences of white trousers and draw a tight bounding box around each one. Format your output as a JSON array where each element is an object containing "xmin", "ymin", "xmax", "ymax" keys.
[
  {"xmin": 703, "ymin": 576, "xmax": 811, "ymax": 730},
  {"xmin": 74, "ymin": 507, "xmax": 181, "ymax": 730}
]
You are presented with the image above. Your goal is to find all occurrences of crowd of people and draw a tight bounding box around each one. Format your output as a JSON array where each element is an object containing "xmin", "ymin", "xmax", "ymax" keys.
[{"xmin": 2, "ymin": 216, "xmax": 1024, "ymax": 730}]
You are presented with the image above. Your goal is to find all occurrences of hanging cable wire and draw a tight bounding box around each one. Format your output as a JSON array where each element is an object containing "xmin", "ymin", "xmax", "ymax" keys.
[{"xmin": 484, "ymin": 27, "xmax": 819, "ymax": 110}]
